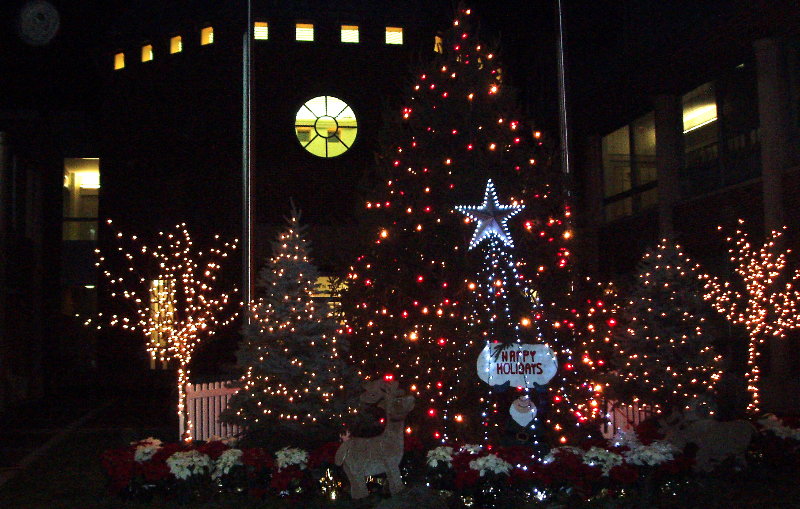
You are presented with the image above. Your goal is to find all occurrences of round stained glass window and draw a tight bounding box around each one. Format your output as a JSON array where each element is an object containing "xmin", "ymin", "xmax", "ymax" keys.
[{"xmin": 295, "ymin": 96, "xmax": 357, "ymax": 158}]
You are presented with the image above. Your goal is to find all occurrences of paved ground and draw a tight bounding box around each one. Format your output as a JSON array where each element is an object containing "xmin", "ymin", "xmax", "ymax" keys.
[{"xmin": 0, "ymin": 370, "xmax": 178, "ymax": 491}]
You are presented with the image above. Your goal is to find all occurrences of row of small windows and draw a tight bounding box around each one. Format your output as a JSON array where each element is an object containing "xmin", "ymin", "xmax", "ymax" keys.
[{"xmin": 114, "ymin": 23, "xmax": 403, "ymax": 70}]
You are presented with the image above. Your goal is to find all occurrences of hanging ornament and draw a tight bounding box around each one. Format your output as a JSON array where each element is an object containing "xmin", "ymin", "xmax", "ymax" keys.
[{"xmin": 509, "ymin": 396, "xmax": 537, "ymax": 426}]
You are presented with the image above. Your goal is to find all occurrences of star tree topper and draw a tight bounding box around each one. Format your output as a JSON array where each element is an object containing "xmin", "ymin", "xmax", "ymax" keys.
[{"xmin": 456, "ymin": 179, "xmax": 525, "ymax": 249}]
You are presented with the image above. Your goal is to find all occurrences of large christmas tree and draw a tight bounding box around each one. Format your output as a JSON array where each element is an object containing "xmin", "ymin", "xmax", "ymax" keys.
[
  {"xmin": 341, "ymin": 6, "xmax": 593, "ymax": 443},
  {"xmin": 222, "ymin": 213, "xmax": 356, "ymax": 436},
  {"xmin": 611, "ymin": 240, "xmax": 723, "ymax": 412}
]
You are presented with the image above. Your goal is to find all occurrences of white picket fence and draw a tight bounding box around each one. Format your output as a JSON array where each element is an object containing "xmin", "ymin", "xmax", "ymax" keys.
[
  {"xmin": 182, "ymin": 384, "xmax": 652, "ymax": 442},
  {"xmin": 183, "ymin": 380, "xmax": 241, "ymax": 441},
  {"xmin": 600, "ymin": 400, "xmax": 655, "ymax": 439}
]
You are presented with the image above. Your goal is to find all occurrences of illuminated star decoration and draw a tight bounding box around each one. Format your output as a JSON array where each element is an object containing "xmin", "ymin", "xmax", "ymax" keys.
[{"xmin": 456, "ymin": 179, "xmax": 525, "ymax": 249}]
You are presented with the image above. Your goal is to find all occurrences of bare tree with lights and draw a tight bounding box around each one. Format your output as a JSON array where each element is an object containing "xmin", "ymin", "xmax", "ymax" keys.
[
  {"xmin": 701, "ymin": 221, "xmax": 800, "ymax": 413},
  {"xmin": 94, "ymin": 220, "xmax": 239, "ymax": 441}
]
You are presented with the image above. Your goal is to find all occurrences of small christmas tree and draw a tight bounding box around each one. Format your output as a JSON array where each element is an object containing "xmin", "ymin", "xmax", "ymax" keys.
[
  {"xmin": 222, "ymin": 212, "xmax": 357, "ymax": 435},
  {"xmin": 611, "ymin": 240, "xmax": 723, "ymax": 412}
]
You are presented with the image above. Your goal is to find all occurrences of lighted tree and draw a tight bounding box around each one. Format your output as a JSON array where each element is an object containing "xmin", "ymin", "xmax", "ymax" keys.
[
  {"xmin": 569, "ymin": 278, "xmax": 619, "ymax": 422},
  {"xmin": 341, "ymin": 6, "xmax": 580, "ymax": 442},
  {"xmin": 701, "ymin": 221, "xmax": 800, "ymax": 413},
  {"xmin": 611, "ymin": 240, "xmax": 723, "ymax": 412},
  {"xmin": 221, "ymin": 213, "xmax": 357, "ymax": 436},
  {"xmin": 94, "ymin": 220, "xmax": 239, "ymax": 441}
]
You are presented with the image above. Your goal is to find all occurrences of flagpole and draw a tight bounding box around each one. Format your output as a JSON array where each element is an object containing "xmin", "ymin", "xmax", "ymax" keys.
[
  {"xmin": 556, "ymin": 0, "xmax": 571, "ymax": 182},
  {"xmin": 242, "ymin": 0, "xmax": 253, "ymax": 318}
]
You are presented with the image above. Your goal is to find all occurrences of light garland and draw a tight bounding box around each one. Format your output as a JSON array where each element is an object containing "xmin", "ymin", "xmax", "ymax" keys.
[
  {"xmin": 458, "ymin": 179, "xmax": 542, "ymax": 443},
  {"xmin": 701, "ymin": 221, "xmax": 800, "ymax": 413},
  {"xmin": 92, "ymin": 220, "xmax": 240, "ymax": 442}
]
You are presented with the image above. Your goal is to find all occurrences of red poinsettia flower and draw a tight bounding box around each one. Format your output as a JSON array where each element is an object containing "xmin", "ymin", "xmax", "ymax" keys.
[
  {"xmin": 242, "ymin": 448, "xmax": 273, "ymax": 474},
  {"xmin": 633, "ymin": 418, "xmax": 664, "ymax": 445},
  {"xmin": 609, "ymin": 463, "xmax": 639, "ymax": 485},
  {"xmin": 309, "ymin": 442, "xmax": 340, "ymax": 468},
  {"xmin": 197, "ymin": 440, "xmax": 229, "ymax": 460}
]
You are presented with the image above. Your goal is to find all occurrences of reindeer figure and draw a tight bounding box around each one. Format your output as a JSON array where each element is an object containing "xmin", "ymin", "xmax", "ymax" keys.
[{"xmin": 335, "ymin": 380, "xmax": 415, "ymax": 499}]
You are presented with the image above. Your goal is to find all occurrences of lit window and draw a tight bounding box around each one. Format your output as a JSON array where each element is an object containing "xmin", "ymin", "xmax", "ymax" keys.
[
  {"xmin": 434, "ymin": 35, "xmax": 443, "ymax": 53},
  {"xmin": 63, "ymin": 158, "xmax": 100, "ymax": 241},
  {"xmin": 141, "ymin": 44, "xmax": 153, "ymax": 62},
  {"xmin": 148, "ymin": 279, "xmax": 175, "ymax": 369},
  {"xmin": 683, "ymin": 83, "xmax": 717, "ymax": 134},
  {"xmin": 114, "ymin": 52, "xmax": 125, "ymax": 70},
  {"xmin": 341, "ymin": 25, "xmax": 359, "ymax": 43},
  {"xmin": 385, "ymin": 26, "xmax": 403, "ymax": 45},
  {"xmin": 254, "ymin": 21, "xmax": 269, "ymax": 40},
  {"xmin": 295, "ymin": 96, "xmax": 357, "ymax": 158},
  {"xmin": 170, "ymin": 36, "xmax": 182, "ymax": 54},
  {"xmin": 296, "ymin": 23, "xmax": 314, "ymax": 41},
  {"xmin": 201, "ymin": 26, "xmax": 214, "ymax": 45}
]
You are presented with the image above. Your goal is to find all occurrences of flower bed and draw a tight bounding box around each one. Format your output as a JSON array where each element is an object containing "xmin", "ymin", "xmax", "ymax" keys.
[{"xmin": 100, "ymin": 415, "xmax": 800, "ymax": 506}]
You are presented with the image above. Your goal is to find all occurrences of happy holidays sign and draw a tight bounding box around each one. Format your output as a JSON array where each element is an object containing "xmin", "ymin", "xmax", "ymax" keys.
[{"xmin": 476, "ymin": 343, "xmax": 557, "ymax": 388}]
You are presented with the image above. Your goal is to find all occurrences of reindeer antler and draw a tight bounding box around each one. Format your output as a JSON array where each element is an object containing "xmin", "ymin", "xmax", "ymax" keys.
[{"xmin": 360, "ymin": 380, "xmax": 403, "ymax": 407}]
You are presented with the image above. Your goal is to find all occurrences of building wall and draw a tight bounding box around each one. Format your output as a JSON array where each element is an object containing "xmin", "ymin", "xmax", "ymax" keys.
[{"xmin": 95, "ymin": 2, "xmax": 436, "ymax": 376}]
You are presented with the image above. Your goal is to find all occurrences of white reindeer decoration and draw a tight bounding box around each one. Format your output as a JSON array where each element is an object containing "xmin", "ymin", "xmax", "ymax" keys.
[{"xmin": 335, "ymin": 380, "xmax": 415, "ymax": 499}]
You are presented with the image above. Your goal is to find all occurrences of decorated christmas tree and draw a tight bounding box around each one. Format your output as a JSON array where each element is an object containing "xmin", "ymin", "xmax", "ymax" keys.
[
  {"xmin": 611, "ymin": 240, "xmax": 723, "ymax": 412},
  {"xmin": 222, "ymin": 213, "xmax": 357, "ymax": 436},
  {"xmin": 340, "ymin": 6, "xmax": 593, "ymax": 443}
]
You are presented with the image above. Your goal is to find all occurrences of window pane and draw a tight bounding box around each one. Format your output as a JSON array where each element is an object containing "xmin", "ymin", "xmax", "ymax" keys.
[
  {"xmin": 254, "ymin": 21, "xmax": 268, "ymax": 40},
  {"xmin": 639, "ymin": 188, "xmax": 658, "ymax": 210},
  {"xmin": 385, "ymin": 27, "xmax": 403, "ymax": 45},
  {"xmin": 201, "ymin": 26, "xmax": 214, "ymax": 45},
  {"xmin": 114, "ymin": 52, "xmax": 125, "ymax": 70},
  {"xmin": 63, "ymin": 158, "xmax": 100, "ymax": 241},
  {"xmin": 141, "ymin": 44, "xmax": 153, "ymax": 62},
  {"xmin": 602, "ymin": 125, "xmax": 631, "ymax": 198},
  {"xmin": 341, "ymin": 25, "xmax": 359, "ymax": 43},
  {"xmin": 434, "ymin": 35, "xmax": 443, "ymax": 53},
  {"xmin": 605, "ymin": 198, "xmax": 632, "ymax": 222},
  {"xmin": 683, "ymin": 82, "xmax": 717, "ymax": 132},
  {"xmin": 170, "ymin": 36, "xmax": 182, "ymax": 54},
  {"xmin": 295, "ymin": 96, "xmax": 358, "ymax": 158},
  {"xmin": 296, "ymin": 23, "xmax": 314, "ymax": 42},
  {"xmin": 683, "ymin": 82, "xmax": 719, "ymax": 163},
  {"xmin": 632, "ymin": 112, "xmax": 656, "ymax": 184}
]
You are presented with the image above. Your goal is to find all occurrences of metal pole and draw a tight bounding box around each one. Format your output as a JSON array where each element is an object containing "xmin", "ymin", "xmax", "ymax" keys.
[
  {"xmin": 242, "ymin": 0, "xmax": 253, "ymax": 318},
  {"xmin": 556, "ymin": 0, "xmax": 571, "ymax": 182}
]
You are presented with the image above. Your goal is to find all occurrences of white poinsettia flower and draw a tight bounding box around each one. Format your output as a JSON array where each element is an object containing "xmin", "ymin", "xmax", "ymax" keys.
[
  {"xmin": 426, "ymin": 446, "xmax": 454, "ymax": 468},
  {"xmin": 166, "ymin": 450, "xmax": 212, "ymax": 480},
  {"xmin": 212, "ymin": 448, "xmax": 244, "ymax": 479},
  {"xmin": 275, "ymin": 446, "xmax": 309, "ymax": 470},
  {"xmin": 458, "ymin": 443, "xmax": 484, "ymax": 455},
  {"xmin": 469, "ymin": 454, "xmax": 512, "ymax": 476},
  {"xmin": 583, "ymin": 446, "xmax": 623, "ymax": 475},
  {"xmin": 132, "ymin": 437, "xmax": 163, "ymax": 463},
  {"xmin": 622, "ymin": 440, "xmax": 677, "ymax": 466}
]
